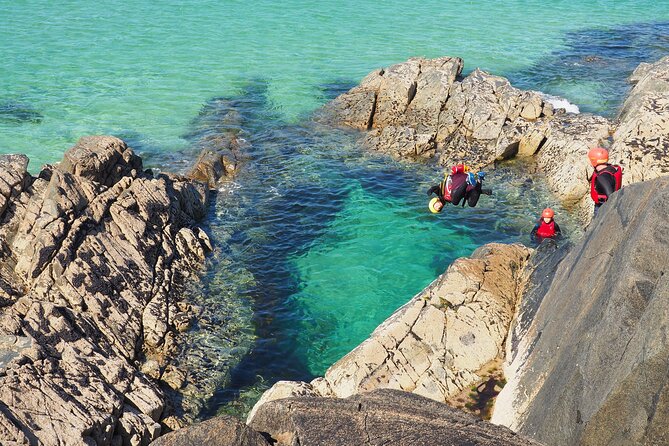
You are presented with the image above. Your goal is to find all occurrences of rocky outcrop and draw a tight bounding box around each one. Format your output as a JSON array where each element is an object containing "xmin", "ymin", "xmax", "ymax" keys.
[
  {"xmin": 248, "ymin": 389, "xmax": 543, "ymax": 446},
  {"xmin": 0, "ymin": 136, "xmax": 210, "ymax": 445},
  {"xmin": 611, "ymin": 56, "xmax": 669, "ymax": 185},
  {"xmin": 149, "ymin": 416, "xmax": 270, "ymax": 446},
  {"xmin": 318, "ymin": 56, "xmax": 613, "ymax": 223},
  {"xmin": 492, "ymin": 176, "xmax": 669, "ymax": 446},
  {"xmin": 248, "ymin": 243, "xmax": 531, "ymax": 422}
]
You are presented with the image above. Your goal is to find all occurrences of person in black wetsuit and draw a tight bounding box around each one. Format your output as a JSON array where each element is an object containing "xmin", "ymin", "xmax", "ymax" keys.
[
  {"xmin": 588, "ymin": 147, "xmax": 623, "ymax": 217},
  {"xmin": 427, "ymin": 164, "xmax": 492, "ymax": 213}
]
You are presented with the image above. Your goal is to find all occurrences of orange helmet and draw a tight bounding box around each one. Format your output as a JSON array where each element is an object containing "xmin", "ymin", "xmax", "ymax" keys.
[
  {"xmin": 588, "ymin": 147, "xmax": 609, "ymax": 167},
  {"xmin": 542, "ymin": 208, "xmax": 554, "ymax": 219}
]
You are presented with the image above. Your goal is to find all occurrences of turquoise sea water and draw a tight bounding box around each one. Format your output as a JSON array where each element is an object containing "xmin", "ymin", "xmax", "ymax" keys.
[
  {"xmin": 3, "ymin": 1, "xmax": 669, "ymax": 168},
  {"xmin": 3, "ymin": 0, "xmax": 669, "ymax": 418}
]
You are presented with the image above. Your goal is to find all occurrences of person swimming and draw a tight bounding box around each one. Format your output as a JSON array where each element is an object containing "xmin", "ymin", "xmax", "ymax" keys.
[
  {"xmin": 427, "ymin": 164, "xmax": 492, "ymax": 213},
  {"xmin": 530, "ymin": 208, "xmax": 562, "ymax": 243}
]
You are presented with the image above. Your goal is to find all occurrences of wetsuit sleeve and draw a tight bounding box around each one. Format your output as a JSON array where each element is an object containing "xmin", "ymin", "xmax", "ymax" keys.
[
  {"xmin": 530, "ymin": 223, "xmax": 539, "ymax": 243},
  {"xmin": 427, "ymin": 185, "xmax": 440, "ymax": 197},
  {"xmin": 554, "ymin": 222, "xmax": 562, "ymax": 235}
]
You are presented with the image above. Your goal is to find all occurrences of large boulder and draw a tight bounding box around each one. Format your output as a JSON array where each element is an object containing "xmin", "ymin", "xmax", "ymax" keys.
[
  {"xmin": 249, "ymin": 389, "xmax": 544, "ymax": 446},
  {"xmin": 492, "ymin": 176, "xmax": 669, "ymax": 446},
  {"xmin": 0, "ymin": 136, "xmax": 210, "ymax": 445},
  {"xmin": 149, "ymin": 416, "xmax": 270, "ymax": 446},
  {"xmin": 611, "ymin": 56, "xmax": 669, "ymax": 185},
  {"xmin": 248, "ymin": 243, "xmax": 531, "ymax": 421}
]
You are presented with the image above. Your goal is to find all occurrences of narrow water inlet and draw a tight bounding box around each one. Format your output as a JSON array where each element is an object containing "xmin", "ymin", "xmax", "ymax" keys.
[{"xmin": 158, "ymin": 82, "xmax": 583, "ymax": 420}]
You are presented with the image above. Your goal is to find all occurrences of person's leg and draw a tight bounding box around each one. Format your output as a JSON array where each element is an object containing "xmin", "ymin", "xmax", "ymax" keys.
[{"xmin": 467, "ymin": 189, "xmax": 481, "ymax": 207}]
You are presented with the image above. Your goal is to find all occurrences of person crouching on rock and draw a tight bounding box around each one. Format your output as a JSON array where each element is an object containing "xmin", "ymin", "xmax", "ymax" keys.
[
  {"xmin": 530, "ymin": 208, "xmax": 562, "ymax": 244},
  {"xmin": 588, "ymin": 147, "xmax": 623, "ymax": 217},
  {"xmin": 427, "ymin": 164, "xmax": 492, "ymax": 213}
]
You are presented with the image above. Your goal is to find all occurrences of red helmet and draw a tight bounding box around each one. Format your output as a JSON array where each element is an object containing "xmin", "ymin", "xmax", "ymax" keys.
[
  {"xmin": 542, "ymin": 208, "xmax": 554, "ymax": 219},
  {"xmin": 588, "ymin": 147, "xmax": 609, "ymax": 167},
  {"xmin": 451, "ymin": 164, "xmax": 465, "ymax": 174}
]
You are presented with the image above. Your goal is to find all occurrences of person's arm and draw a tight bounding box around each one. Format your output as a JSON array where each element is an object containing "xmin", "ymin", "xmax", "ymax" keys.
[
  {"xmin": 530, "ymin": 223, "xmax": 539, "ymax": 243},
  {"xmin": 427, "ymin": 185, "xmax": 440, "ymax": 197},
  {"xmin": 554, "ymin": 222, "xmax": 562, "ymax": 237}
]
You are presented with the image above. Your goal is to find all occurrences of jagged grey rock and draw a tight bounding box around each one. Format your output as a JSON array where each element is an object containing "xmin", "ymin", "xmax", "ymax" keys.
[
  {"xmin": 492, "ymin": 176, "xmax": 669, "ymax": 446},
  {"xmin": 249, "ymin": 389, "xmax": 544, "ymax": 446},
  {"xmin": 0, "ymin": 136, "xmax": 210, "ymax": 446},
  {"xmin": 248, "ymin": 244, "xmax": 531, "ymax": 421}
]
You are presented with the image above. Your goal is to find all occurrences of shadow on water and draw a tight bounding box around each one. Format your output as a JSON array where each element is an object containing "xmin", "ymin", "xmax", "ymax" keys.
[
  {"xmin": 509, "ymin": 21, "xmax": 669, "ymax": 115},
  {"xmin": 0, "ymin": 101, "xmax": 43, "ymax": 125}
]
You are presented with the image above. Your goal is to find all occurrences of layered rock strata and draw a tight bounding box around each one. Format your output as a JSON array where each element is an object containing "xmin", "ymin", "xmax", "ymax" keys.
[
  {"xmin": 0, "ymin": 136, "xmax": 211, "ymax": 445},
  {"xmin": 492, "ymin": 176, "xmax": 669, "ymax": 445},
  {"xmin": 248, "ymin": 243, "xmax": 531, "ymax": 421}
]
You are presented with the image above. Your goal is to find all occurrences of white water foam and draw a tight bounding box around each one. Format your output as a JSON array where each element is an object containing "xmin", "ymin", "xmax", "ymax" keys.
[{"xmin": 542, "ymin": 94, "xmax": 580, "ymax": 114}]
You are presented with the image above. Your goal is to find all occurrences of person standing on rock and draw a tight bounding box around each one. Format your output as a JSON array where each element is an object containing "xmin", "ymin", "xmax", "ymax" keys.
[
  {"xmin": 588, "ymin": 147, "xmax": 623, "ymax": 216},
  {"xmin": 427, "ymin": 164, "xmax": 492, "ymax": 213},
  {"xmin": 530, "ymin": 208, "xmax": 562, "ymax": 243}
]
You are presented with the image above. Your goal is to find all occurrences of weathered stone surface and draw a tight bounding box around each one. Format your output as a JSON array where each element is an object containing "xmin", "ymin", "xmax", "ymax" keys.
[
  {"xmin": 149, "ymin": 416, "xmax": 270, "ymax": 446},
  {"xmin": 0, "ymin": 136, "xmax": 209, "ymax": 445},
  {"xmin": 249, "ymin": 243, "xmax": 531, "ymax": 420},
  {"xmin": 611, "ymin": 56, "xmax": 669, "ymax": 186},
  {"xmin": 492, "ymin": 177, "xmax": 669, "ymax": 446},
  {"xmin": 59, "ymin": 135, "xmax": 142, "ymax": 187},
  {"xmin": 249, "ymin": 389, "xmax": 544, "ymax": 446}
]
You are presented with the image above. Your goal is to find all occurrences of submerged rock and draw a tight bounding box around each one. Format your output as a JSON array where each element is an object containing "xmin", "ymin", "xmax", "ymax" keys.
[
  {"xmin": 0, "ymin": 136, "xmax": 210, "ymax": 445},
  {"xmin": 248, "ymin": 243, "xmax": 531, "ymax": 422},
  {"xmin": 249, "ymin": 389, "xmax": 544, "ymax": 446},
  {"xmin": 492, "ymin": 176, "xmax": 669, "ymax": 445}
]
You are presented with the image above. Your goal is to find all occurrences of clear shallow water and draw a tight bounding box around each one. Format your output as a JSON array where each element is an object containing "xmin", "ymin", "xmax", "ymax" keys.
[
  {"xmin": 2, "ymin": 0, "xmax": 668, "ymax": 420},
  {"xmin": 2, "ymin": 1, "xmax": 669, "ymax": 168}
]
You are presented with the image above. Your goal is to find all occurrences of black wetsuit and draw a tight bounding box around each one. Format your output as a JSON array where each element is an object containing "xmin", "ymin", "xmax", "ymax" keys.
[
  {"xmin": 591, "ymin": 165, "xmax": 618, "ymax": 216},
  {"xmin": 427, "ymin": 173, "xmax": 491, "ymax": 208}
]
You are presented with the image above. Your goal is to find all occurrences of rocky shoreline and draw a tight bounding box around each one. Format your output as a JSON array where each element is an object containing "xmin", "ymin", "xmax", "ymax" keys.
[
  {"xmin": 165, "ymin": 55, "xmax": 669, "ymax": 445},
  {"xmin": 1, "ymin": 53, "xmax": 668, "ymax": 446},
  {"xmin": 0, "ymin": 136, "xmax": 217, "ymax": 444}
]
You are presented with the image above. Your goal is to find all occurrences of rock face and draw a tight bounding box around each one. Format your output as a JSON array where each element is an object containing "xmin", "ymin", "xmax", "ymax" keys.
[
  {"xmin": 248, "ymin": 243, "xmax": 531, "ymax": 422},
  {"xmin": 248, "ymin": 389, "xmax": 543, "ymax": 446},
  {"xmin": 492, "ymin": 176, "xmax": 669, "ymax": 446},
  {"xmin": 0, "ymin": 136, "xmax": 210, "ymax": 445},
  {"xmin": 611, "ymin": 56, "xmax": 669, "ymax": 185},
  {"xmin": 318, "ymin": 56, "xmax": 613, "ymax": 223},
  {"xmin": 149, "ymin": 416, "xmax": 270, "ymax": 446}
]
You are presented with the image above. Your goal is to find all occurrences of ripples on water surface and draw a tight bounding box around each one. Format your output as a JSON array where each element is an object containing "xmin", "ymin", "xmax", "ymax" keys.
[{"xmin": 2, "ymin": 0, "xmax": 669, "ymax": 419}]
